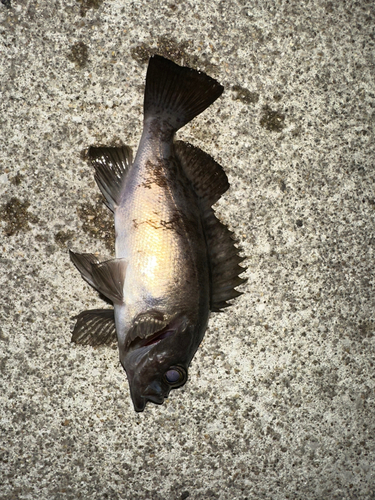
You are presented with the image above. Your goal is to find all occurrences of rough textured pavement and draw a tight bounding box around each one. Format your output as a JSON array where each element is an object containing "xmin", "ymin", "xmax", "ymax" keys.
[{"xmin": 1, "ymin": 1, "xmax": 374, "ymax": 499}]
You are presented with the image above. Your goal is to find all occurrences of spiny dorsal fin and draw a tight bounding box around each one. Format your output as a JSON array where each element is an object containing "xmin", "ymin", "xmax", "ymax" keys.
[
  {"xmin": 144, "ymin": 55, "xmax": 224, "ymax": 131},
  {"xmin": 174, "ymin": 143, "xmax": 246, "ymax": 311},
  {"xmin": 203, "ymin": 210, "xmax": 247, "ymax": 311},
  {"xmin": 88, "ymin": 146, "xmax": 133, "ymax": 211},
  {"xmin": 71, "ymin": 309, "xmax": 116, "ymax": 346},
  {"xmin": 174, "ymin": 141, "xmax": 229, "ymax": 205},
  {"xmin": 70, "ymin": 251, "xmax": 127, "ymax": 304}
]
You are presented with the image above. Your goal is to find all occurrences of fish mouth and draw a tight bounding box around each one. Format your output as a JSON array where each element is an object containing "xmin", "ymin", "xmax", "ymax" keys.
[
  {"xmin": 142, "ymin": 393, "xmax": 165, "ymax": 405},
  {"xmin": 133, "ymin": 394, "xmax": 165, "ymax": 412},
  {"xmin": 131, "ymin": 380, "xmax": 168, "ymax": 411}
]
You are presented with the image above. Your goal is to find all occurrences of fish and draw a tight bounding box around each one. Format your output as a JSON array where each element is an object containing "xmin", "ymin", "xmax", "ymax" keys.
[{"xmin": 70, "ymin": 55, "xmax": 246, "ymax": 412}]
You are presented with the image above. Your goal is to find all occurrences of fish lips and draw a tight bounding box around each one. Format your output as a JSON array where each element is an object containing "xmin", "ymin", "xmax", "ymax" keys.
[{"xmin": 130, "ymin": 379, "xmax": 169, "ymax": 412}]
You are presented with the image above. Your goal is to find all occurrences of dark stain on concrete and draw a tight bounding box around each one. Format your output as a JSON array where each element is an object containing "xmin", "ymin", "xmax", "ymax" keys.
[
  {"xmin": 77, "ymin": 0, "xmax": 104, "ymax": 17},
  {"xmin": 232, "ymin": 85, "xmax": 259, "ymax": 105},
  {"xmin": 1, "ymin": 197, "xmax": 39, "ymax": 236},
  {"xmin": 76, "ymin": 196, "xmax": 114, "ymax": 251},
  {"xmin": 10, "ymin": 173, "xmax": 24, "ymax": 186},
  {"xmin": 130, "ymin": 36, "xmax": 218, "ymax": 75},
  {"xmin": 67, "ymin": 41, "xmax": 89, "ymax": 69},
  {"xmin": 260, "ymin": 105, "xmax": 285, "ymax": 132},
  {"xmin": 55, "ymin": 230, "xmax": 76, "ymax": 248}
]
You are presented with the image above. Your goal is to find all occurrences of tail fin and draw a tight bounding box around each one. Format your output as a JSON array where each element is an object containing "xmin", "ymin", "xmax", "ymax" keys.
[{"xmin": 144, "ymin": 55, "xmax": 224, "ymax": 131}]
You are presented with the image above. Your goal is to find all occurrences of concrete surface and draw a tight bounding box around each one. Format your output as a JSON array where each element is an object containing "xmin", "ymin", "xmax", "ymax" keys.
[{"xmin": 1, "ymin": 0, "xmax": 374, "ymax": 499}]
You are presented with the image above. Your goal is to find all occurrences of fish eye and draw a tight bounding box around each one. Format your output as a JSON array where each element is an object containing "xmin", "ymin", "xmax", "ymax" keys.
[{"xmin": 164, "ymin": 366, "xmax": 187, "ymax": 387}]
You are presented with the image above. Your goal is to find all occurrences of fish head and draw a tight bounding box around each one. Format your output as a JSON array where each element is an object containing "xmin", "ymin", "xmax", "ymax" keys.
[{"xmin": 120, "ymin": 314, "xmax": 206, "ymax": 412}]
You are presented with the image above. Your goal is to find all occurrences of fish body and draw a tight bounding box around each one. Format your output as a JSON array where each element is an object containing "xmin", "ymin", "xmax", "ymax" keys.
[{"xmin": 70, "ymin": 56, "xmax": 245, "ymax": 412}]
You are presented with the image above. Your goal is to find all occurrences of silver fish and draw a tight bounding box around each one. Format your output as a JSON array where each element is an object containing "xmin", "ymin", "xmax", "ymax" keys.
[{"xmin": 70, "ymin": 55, "xmax": 246, "ymax": 412}]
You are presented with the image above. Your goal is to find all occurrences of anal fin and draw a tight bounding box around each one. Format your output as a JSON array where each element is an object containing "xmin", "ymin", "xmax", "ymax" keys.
[
  {"xmin": 69, "ymin": 251, "xmax": 100, "ymax": 289},
  {"xmin": 88, "ymin": 146, "xmax": 133, "ymax": 211}
]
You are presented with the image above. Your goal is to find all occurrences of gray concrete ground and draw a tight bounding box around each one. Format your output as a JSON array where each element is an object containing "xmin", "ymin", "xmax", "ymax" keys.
[{"xmin": 1, "ymin": 0, "xmax": 374, "ymax": 499}]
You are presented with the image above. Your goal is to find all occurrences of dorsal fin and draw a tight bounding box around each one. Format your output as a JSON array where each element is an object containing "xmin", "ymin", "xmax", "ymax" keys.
[
  {"xmin": 203, "ymin": 211, "xmax": 247, "ymax": 311},
  {"xmin": 174, "ymin": 142, "xmax": 246, "ymax": 311},
  {"xmin": 88, "ymin": 146, "xmax": 133, "ymax": 211},
  {"xmin": 71, "ymin": 309, "xmax": 117, "ymax": 346},
  {"xmin": 174, "ymin": 141, "xmax": 229, "ymax": 205},
  {"xmin": 70, "ymin": 251, "xmax": 127, "ymax": 304}
]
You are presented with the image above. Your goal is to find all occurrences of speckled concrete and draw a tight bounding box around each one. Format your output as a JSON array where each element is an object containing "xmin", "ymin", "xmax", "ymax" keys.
[{"xmin": 1, "ymin": 1, "xmax": 374, "ymax": 499}]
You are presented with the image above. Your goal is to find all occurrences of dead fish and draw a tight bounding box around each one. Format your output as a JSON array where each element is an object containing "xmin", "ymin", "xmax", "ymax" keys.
[{"xmin": 70, "ymin": 55, "xmax": 246, "ymax": 412}]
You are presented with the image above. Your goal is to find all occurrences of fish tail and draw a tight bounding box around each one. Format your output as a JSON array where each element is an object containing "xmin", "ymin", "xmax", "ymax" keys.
[{"xmin": 144, "ymin": 55, "xmax": 224, "ymax": 131}]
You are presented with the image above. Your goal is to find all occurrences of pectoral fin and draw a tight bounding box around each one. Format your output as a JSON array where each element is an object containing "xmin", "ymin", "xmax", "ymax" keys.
[
  {"xmin": 71, "ymin": 309, "xmax": 116, "ymax": 346},
  {"xmin": 70, "ymin": 251, "xmax": 127, "ymax": 304},
  {"xmin": 125, "ymin": 311, "xmax": 168, "ymax": 349}
]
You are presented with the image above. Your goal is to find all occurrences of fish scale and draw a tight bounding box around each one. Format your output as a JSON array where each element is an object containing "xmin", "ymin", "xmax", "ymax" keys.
[{"xmin": 116, "ymin": 152, "xmax": 202, "ymax": 313}]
